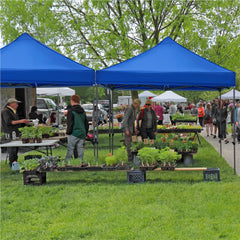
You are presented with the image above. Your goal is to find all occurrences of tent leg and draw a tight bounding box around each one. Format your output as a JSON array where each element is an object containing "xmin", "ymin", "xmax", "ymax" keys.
[
  {"xmin": 93, "ymin": 84, "xmax": 96, "ymax": 157},
  {"xmin": 219, "ymin": 89, "xmax": 222, "ymax": 157},
  {"xmin": 233, "ymin": 87, "xmax": 236, "ymax": 175},
  {"xmin": 111, "ymin": 89, "xmax": 114, "ymax": 154},
  {"xmin": 96, "ymin": 84, "xmax": 99, "ymax": 158},
  {"xmin": 109, "ymin": 89, "xmax": 112, "ymax": 153}
]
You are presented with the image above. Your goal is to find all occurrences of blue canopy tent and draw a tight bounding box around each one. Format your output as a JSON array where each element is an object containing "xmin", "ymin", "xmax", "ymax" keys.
[
  {"xmin": 0, "ymin": 33, "xmax": 95, "ymax": 88},
  {"xmin": 96, "ymin": 37, "xmax": 235, "ymax": 91},
  {"xmin": 96, "ymin": 37, "xmax": 237, "ymax": 174},
  {"xmin": 0, "ymin": 33, "xmax": 98, "ymax": 156}
]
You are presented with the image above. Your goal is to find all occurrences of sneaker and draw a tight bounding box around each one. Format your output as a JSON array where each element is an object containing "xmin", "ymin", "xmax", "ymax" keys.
[
  {"xmin": 224, "ymin": 140, "xmax": 229, "ymax": 144},
  {"xmin": 213, "ymin": 135, "xmax": 216, "ymax": 139}
]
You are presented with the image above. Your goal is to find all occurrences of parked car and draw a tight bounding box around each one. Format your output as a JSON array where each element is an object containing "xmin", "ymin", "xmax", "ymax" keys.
[
  {"xmin": 82, "ymin": 104, "xmax": 107, "ymax": 124},
  {"xmin": 94, "ymin": 100, "xmax": 110, "ymax": 113}
]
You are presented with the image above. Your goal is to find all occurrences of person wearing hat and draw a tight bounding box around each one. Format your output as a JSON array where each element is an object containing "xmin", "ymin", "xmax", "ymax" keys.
[
  {"xmin": 1, "ymin": 98, "xmax": 30, "ymax": 167},
  {"xmin": 122, "ymin": 98, "xmax": 141, "ymax": 161},
  {"xmin": 137, "ymin": 99, "xmax": 157, "ymax": 140}
]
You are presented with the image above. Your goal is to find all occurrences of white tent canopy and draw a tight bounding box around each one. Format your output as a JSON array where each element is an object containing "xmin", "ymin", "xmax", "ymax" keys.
[
  {"xmin": 152, "ymin": 90, "xmax": 187, "ymax": 103},
  {"xmin": 37, "ymin": 87, "xmax": 75, "ymax": 96},
  {"xmin": 138, "ymin": 90, "xmax": 157, "ymax": 97},
  {"xmin": 138, "ymin": 90, "xmax": 157, "ymax": 106},
  {"xmin": 220, "ymin": 89, "xmax": 240, "ymax": 100}
]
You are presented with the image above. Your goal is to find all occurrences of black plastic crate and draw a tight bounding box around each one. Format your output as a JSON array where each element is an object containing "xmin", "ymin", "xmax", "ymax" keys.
[
  {"xmin": 127, "ymin": 170, "xmax": 146, "ymax": 183},
  {"xmin": 23, "ymin": 171, "xmax": 46, "ymax": 185},
  {"xmin": 203, "ymin": 168, "xmax": 220, "ymax": 182}
]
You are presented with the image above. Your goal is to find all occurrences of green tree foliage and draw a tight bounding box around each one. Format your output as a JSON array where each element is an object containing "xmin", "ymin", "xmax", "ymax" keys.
[{"xmin": 1, "ymin": 0, "xmax": 239, "ymax": 102}]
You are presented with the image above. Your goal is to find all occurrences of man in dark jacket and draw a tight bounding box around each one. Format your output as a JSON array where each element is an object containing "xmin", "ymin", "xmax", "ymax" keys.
[
  {"xmin": 65, "ymin": 95, "xmax": 89, "ymax": 164},
  {"xmin": 121, "ymin": 98, "xmax": 141, "ymax": 161},
  {"xmin": 1, "ymin": 98, "xmax": 30, "ymax": 167},
  {"xmin": 137, "ymin": 99, "xmax": 157, "ymax": 140}
]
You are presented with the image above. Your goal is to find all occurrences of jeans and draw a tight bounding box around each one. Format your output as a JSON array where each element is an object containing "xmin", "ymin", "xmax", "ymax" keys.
[
  {"xmin": 65, "ymin": 135, "xmax": 85, "ymax": 163},
  {"xmin": 141, "ymin": 128, "xmax": 156, "ymax": 140}
]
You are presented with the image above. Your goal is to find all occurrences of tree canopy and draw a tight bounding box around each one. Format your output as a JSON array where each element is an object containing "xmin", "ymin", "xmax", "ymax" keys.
[{"xmin": 1, "ymin": 0, "xmax": 239, "ymax": 102}]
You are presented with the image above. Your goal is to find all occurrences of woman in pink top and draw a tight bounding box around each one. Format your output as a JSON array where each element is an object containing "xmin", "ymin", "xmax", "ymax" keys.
[{"xmin": 153, "ymin": 103, "xmax": 164, "ymax": 125}]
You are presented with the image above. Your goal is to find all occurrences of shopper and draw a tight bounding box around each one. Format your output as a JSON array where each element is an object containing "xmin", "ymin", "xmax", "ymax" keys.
[
  {"xmin": 198, "ymin": 103, "xmax": 205, "ymax": 127},
  {"xmin": 65, "ymin": 95, "xmax": 89, "ymax": 164},
  {"xmin": 216, "ymin": 100, "xmax": 228, "ymax": 144},
  {"xmin": 137, "ymin": 99, "xmax": 157, "ymax": 140},
  {"xmin": 153, "ymin": 102, "xmax": 164, "ymax": 125},
  {"xmin": 122, "ymin": 98, "xmax": 141, "ymax": 161},
  {"xmin": 204, "ymin": 103, "xmax": 213, "ymax": 136}
]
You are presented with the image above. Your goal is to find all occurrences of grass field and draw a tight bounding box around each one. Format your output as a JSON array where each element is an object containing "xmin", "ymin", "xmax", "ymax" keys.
[{"xmin": 1, "ymin": 134, "xmax": 240, "ymax": 240}]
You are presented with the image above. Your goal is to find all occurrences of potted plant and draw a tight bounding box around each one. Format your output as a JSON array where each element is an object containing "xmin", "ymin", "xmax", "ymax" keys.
[
  {"xmin": 104, "ymin": 154, "xmax": 118, "ymax": 170},
  {"xmin": 116, "ymin": 114, "xmax": 123, "ymax": 122},
  {"xmin": 115, "ymin": 146, "xmax": 129, "ymax": 170},
  {"xmin": 158, "ymin": 147, "xmax": 181, "ymax": 170},
  {"xmin": 28, "ymin": 126, "xmax": 36, "ymax": 143},
  {"xmin": 38, "ymin": 156, "xmax": 59, "ymax": 171},
  {"xmin": 131, "ymin": 141, "xmax": 145, "ymax": 152},
  {"xmin": 35, "ymin": 126, "xmax": 43, "ymax": 143},
  {"xmin": 87, "ymin": 158, "xmax": 102, "ymax": 171},
  {"xmin": 41, "ymin": 126, "xmax": 53, "ymax": 139},
  {"xmin": 137, "ymin": 147, "xmax": 159, "ymax": 170},
  {"xmin": 19, "ymin": 126, "xmax": 31, "ymax": 143}
]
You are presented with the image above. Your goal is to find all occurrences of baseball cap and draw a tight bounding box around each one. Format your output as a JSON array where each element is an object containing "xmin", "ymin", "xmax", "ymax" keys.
[{"xmin": 7, "ymin": 98, "xmax": 21, "ymax": 104}]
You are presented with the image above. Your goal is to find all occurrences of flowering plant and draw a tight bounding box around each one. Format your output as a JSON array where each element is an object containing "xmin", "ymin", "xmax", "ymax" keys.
[
  {"xmin": 116, "ymin": 114, "xmax": 123, "ymax": 119},
  {"xmin": 228, "ymin": 103, "xmax": 234, "ymax": 111}
]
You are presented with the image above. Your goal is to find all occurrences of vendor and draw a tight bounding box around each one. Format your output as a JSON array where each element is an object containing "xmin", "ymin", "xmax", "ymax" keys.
[
  {"xmin": 1, "ymin": 98, "xmax": 30, "ymax": 168},
  {"xmin": 46, "ymin": 112, "xmax": 57, "ymax": 125},
  {"xmin": 28, "ymin": 106, "xmax": 45, "ymax": 124}
]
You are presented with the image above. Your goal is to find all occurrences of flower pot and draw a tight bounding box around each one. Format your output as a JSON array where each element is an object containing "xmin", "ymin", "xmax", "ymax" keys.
[
  {"xmin": 22, "ymin": 138, "xmax": 29, "ymax": 144},
  {"xmin": 139, "ymin": 164, "xmax": 158, "ymax": 171},
  {"xmin": 29, "ymin": 138, "xmax": 35, "ymax": 143},
  {"xmin": 102, "ymin": 164, "xmax": 118, "ymax": 171},
  {"xmin": 116, "ymin": 163, "xmax": 130, "ymax": 170},
  {"xmin": 117, "ymin": 116, "xmax": 123, "ymax": 122},
  {"xmin": 87, "ymin": 166, "xmax": 103, "ymax": 171},
  {"xmin": 161, "ymin": 165, "xmax": 176, "ymax": 171},
  {"xmin": 36, "ymin": 138, "xmax": 42, "ymax": 143}
]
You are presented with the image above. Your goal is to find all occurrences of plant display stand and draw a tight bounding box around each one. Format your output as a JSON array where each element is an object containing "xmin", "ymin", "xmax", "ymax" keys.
[
  {"xmin": 203, "ymin": 168, "xmax": 220, "ymax": 182},
  {"xmin": 127, "ymin": 170, "xmax": 146, "ymax": 183},
  {"xmin": 23, "ymin": 171, "xmax": 46, "ymax": 185}
]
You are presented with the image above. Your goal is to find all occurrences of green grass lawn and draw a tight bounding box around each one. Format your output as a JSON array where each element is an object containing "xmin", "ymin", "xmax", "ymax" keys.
[{"xmin": 1, "ymin": 134, "xmax": 240, "ymax": 240}]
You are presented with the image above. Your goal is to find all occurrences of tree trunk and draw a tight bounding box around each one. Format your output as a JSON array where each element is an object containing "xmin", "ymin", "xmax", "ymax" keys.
[{"xmin": 131, "ymin": 90, "xmax": 138, "ymax": 100}]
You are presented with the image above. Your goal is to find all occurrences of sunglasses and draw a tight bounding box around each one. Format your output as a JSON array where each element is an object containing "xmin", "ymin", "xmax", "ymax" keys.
[{"xmin": 146, "ymin": 104, "xmax": 151, "ymax": 106}]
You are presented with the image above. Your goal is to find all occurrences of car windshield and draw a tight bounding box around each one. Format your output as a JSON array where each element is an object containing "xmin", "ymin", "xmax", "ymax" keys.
[
  {"xmin": 83, "ymin": 105, "xmax": 93, "ymax": 110},
  {"xmin": 46, "ymin": 99, "xmax": 57, "ymax": 110}
]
